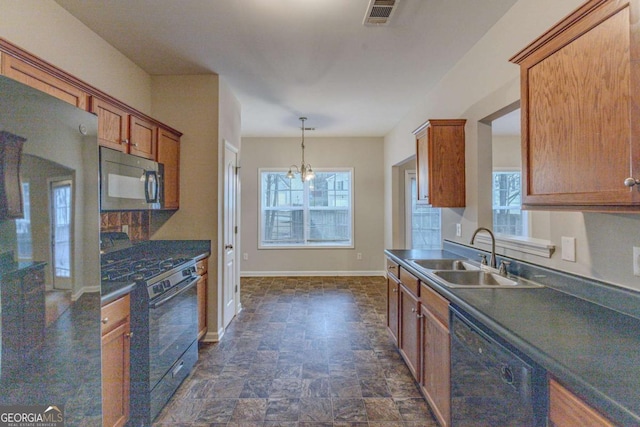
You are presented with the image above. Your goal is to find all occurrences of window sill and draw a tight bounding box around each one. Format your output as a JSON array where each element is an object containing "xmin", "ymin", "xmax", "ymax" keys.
[{"xmin": 474, "ymin": 234, "xmax": 555, "ymax": 258}]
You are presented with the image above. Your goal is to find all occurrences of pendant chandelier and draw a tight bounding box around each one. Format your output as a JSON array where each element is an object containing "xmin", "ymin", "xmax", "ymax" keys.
[{"xmin": 287, "ymin": 117, "xmax": 315, "ymax": 182}]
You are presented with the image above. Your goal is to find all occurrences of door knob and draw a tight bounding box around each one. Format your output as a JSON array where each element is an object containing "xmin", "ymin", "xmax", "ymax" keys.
[{"xmin": 225, "ymin": 244, "xmax": 234, "ymax": 250}]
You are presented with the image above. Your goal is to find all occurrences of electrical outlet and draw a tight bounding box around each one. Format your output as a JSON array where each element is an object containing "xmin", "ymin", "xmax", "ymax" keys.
[
  {"xmin": 122, "ymin": 224, "xmax": 129, "ymax": 234},
  {"xmin": 634, "ymin": 247, "xmax": 640, "ymax": 276},
  {"xmin": 456, "ymin": 223, "xmax": 462, "ymax": 237},
  {"xmin": 357, "ymin": 253, "xmax": 362, "ymax": 260},
  {"xmin": 561, "ymin": 237, "xmax": 576, "ymax": 262},
  {"xmin": 243, "ymin": 253, "xmax": 248, "ymax": 261}
]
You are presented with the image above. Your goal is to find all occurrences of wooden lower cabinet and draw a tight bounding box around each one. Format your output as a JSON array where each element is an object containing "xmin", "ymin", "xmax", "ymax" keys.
[
  {"xmin": 399, "ymin": 283, "xmax": 421, "ymax": 380},
  {"xmin": 549, "ymin": 378, "xmax": 614, "ymax": 427},
  {"xmin": 196, "ymin": 258, "xmax": 209, "ymax": 340},
  {"xmin": 420, "ymin": 283, "xmax": 451, "ymax": 427},
  {"xmin": 101, "ymin": 294, "xmax": 131, "ymax": 427},
  {"xmin": 386, "ymin": 273, "xmax": 400, "ymax": 345}
]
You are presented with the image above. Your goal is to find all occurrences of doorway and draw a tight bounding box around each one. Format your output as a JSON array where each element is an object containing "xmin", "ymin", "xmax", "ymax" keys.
[
  {"xmin": 223, "ymin": 142, "xmax": 239, "ymax": 329},
  {"xmin": 50, "ymin": 179, "xmax": 73, "ymax": 290}
]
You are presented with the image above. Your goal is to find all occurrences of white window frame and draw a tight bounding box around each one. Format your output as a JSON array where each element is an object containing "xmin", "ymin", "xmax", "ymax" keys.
[{"xmin": 258, "ymin": 167, "xmax": 355, "ymax": 249}]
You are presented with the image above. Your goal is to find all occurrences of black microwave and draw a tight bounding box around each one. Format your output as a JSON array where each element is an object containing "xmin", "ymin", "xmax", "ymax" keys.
[{"xmin": 100, "ymin": 147, "xmax": 164, "ymax": 211}]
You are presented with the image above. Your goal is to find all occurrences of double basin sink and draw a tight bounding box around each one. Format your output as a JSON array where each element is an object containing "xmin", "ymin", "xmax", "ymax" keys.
[{"xmin": 407, "ymin": 258, "xmax": 543, "ymax": 289}]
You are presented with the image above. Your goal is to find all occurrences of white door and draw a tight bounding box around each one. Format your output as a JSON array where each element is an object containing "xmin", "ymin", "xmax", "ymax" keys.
[
  {"xmin": 223, "ymin": 144, "xmax": 238, "ymax": 328},
  {"xmin": 50, "ymin": 179, "xmax": 73, "ymax": 290}
]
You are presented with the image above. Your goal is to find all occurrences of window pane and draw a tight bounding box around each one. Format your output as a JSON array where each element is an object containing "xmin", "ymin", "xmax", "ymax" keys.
[
  {"xmin": 262, "ymin": 172, "xmax": 304, "ymax": 207},
  {"xmin": 410, "ymin": 177, "xmax": 441, "ymax": 249},
  {"xmin": 16, "ymin": 182, "xmax": 32, "ymax": 260},
  {"xmin": 309, "ymin": 172, "xmax": 351, "ymax": 207},
  {"xmin": 309, "ymin": 209, "xmax": 351, "ymax": 243},
  {"xmin": 262, "ymin": 209, "xmax": 304, "ymax": 244},
  {"xmin": 260, "ymin": 169, "xmax": 353, "ymax": 248},
  {"xmin": 492, "ymin": 171, "xmax": 525, "ymax": 236}
]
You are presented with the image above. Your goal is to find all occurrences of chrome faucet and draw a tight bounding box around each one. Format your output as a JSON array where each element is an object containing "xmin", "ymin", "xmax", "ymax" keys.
[{"xmin": 470, "ymin": 227, "xmax": 497, "ymax": 268}]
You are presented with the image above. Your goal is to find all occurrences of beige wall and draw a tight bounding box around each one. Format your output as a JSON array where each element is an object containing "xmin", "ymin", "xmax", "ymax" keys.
[
  {"xmin": 241, "ymin": 137, "xmax": 385, "ymax": 275},
  {"xmin": 0, "ymin": 1, "xmax": 242, "ymax": 337},
  {"xmin": 0, "ymin": 0, "xmax": 152, "ymax": 114},
  {"xmin": 384, "ymin": 0, "xmax": 640, "ymax": 290}
]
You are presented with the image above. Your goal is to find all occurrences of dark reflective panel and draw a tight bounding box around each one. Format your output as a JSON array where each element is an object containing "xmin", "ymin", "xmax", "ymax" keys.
[{"xmin": 0, "ymin": 76, "xmax": 101, "ymax": 426}]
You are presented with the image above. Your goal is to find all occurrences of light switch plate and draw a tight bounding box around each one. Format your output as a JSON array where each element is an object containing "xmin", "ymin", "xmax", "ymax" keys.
[
  {"xmin": 634, "ymin": 247, "xmax": 640, "ymax": 276},
  {"xmin": 561, "ymin": 237, "xmax": 576, "ymax": 262},
  {"xmin": 456, "ymin": 223, "xmax": 462, "ymax": 237}
]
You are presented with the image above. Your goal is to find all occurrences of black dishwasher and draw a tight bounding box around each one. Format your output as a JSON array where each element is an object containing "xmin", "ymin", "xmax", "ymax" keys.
[{"xmin": 450, "ymin": 306, "xmax": 547, "ymax": 427}]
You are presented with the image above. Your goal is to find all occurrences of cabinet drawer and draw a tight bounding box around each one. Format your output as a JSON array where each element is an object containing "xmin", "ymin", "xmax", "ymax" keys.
[
  {"xmin": 399, "ymin": 267, "xmax": 419, "ymax": 297},
  {"xmin": 101, "ymin": 294, "xmax": 130, "ymax": 336},
  {"xmin": 549, "ymin": 378, "xmax": 614, "ymax": 427},
  {"xmin": 386, "ymin": 258, "xmax": 399, "ymax": 279},
  {"xmin": 196, "ymin": 258, "xmax": 208, "ymax": 275},
  {"xmin": 420, "ymin": 283, "xmax": 449, "ymax": 328}
]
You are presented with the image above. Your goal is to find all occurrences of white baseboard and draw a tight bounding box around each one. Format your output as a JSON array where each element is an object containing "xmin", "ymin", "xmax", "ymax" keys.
[
  {"xmin": 202, "ymin": 327, "xmax": 224, "ymax": 343},
  {"xmin": 72, "ymin": 286, "xmax": 100, "ymax": 301},
  {"xmin": 240, "ymin": 270, "xmax": 386, "ymax": 278}
]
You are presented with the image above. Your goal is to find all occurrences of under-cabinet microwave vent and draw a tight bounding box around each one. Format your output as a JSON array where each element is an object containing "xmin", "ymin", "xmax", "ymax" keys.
[{"xmin": 363, "ymin": 0, "xmax": 399, "ymax": 26}]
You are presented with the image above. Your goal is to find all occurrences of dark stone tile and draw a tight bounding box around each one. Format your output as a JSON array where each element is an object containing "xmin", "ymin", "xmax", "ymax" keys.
[
  {"xmin": 269, "ymin": 378, "xmax": 303, "ymax": 398},
  {"xmin": 363, "ymin": 397, "xmax": 402, "ymax": 421},
  {"xmin": 194, "ymin": 398, "xmax": 238, "ymax": 423},
  {"xmin": 385, "ymin": 377, "xmax": 423, "ymax": 398},
  {"xmin": 229, "ymin": 398, "xmax": 267, "ymax": 422},
  {"xmin": 360, "ymin": 378, "xmax": 392, "ymax": 397},
  {"xmin": 395, "ymin": 397, "xmax": 432, "ymax": 421},
  {"xmin": 332, "ymin": 398, "xmax": 367, "ymax": 422},
  {"xmin": 330, "ymin": 377, "xmax": 362, "ymax": 398},
  {"xmin": 299, "ymin": 397, "xmax": 333, "ymax": 422},
  {"xmin": 302, "ymin": 361, "xmax": 329, "ymax": 379},
  {"xmin": 301, "ymin": 378, "xmax": 330, "ymax": 398},
  {"xmin": 265, "ymin": 398, "xmax": 300, "ymax": 421},
  {"xmin": 240, "ymin": 378, "xmax": 272, "ymax": 398},
  {"xmin": 274, "ymin": 363, "xmax": 303, "ymax": 379}
]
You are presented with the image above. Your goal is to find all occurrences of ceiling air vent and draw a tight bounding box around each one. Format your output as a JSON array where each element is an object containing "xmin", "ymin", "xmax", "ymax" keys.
[{"xmin": 363, "ymin": 0, "xmax": 399, "ymax": 26}]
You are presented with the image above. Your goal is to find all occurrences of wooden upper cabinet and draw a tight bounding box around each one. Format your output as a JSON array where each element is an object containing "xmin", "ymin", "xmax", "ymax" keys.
[
  {"xmin": 510, "ymin": 0, "xmax": 640, "ymax": 210},
  {"xmin": 129, "ymin": 115, "xmax": 157, "ymax": 160},
  {"xmin": 1, "ymin": 54, "xmax": 87, "ymax": 109},
  {"xmin": 91, "ymin": 97, "xmax": 129, "ymax": 152},
  {"xmin": 91, "ymin": 96, "xmax": 158, "ymax": 160},
  {"xmin": 157, "ymin": 128, "xmax": 180, "ymax": 209},
  {"xmin": 414, "ymin": 119, "xmax": 466, "ymax": 207}
]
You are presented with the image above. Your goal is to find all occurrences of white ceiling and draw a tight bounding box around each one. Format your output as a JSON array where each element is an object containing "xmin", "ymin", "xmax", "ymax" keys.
[{"xmin": 55, "ymin": 0, "xmax": 519, "ymax": 137}]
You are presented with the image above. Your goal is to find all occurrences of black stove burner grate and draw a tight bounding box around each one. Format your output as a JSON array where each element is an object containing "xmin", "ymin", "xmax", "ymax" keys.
[{"xmin": 101, "ymin": 256, "xmax": 192, "ymax": 282}]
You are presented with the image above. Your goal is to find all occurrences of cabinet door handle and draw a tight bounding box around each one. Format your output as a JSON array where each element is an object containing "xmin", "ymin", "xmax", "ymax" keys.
[
  {"xmin": 411, "ymin": 308, "xmax": 416, "ymax": 313},
  {"xmin": 132, "ymin": 143, "xmax": 139, "ymax": 148},
  {"xmin": 624, "ymin": 177, "xmax": 640, "ymax": 188},
  {"xmin": 225, "ymin": 244, "xmax": 234, "ymax": 250},
  {"xmin": 392, "ymin": 288, "xmax": 398, "ymax": 293},
  {"xmin": 125, "ymin": 332, "xmax": 133, "ymax": 338},
  {"xmin": 101, "ymin": 317, "xmax": 109, "ymax": 324},
  {"xmin": 416, "ymin": 313, "xmax": 424, "ymax": 319},
  {"xmin": 122, "ymin": 139, "xmax": 129, "ymax": 145}
]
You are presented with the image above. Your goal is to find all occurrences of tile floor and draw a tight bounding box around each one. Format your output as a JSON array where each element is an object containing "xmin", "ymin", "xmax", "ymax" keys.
[{"xmin": 154, "ymin": 276, "xmax": 438, "ymax": 426}]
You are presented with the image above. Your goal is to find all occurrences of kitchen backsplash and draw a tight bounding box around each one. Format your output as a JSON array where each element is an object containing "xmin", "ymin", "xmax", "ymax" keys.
[{"xmin": 100, "ymin": 211, "xmax": 150, "ymax": 242}]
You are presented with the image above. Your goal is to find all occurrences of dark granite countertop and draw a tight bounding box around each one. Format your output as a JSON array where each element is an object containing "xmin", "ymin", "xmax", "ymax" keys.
[
  {"xmin": 0, "ymin": 260, "xmax": 47, "ymax": 279},
  {"xmin": 100, "ymin": 239, "xmax": 211, "ymax": 304},
  {"xmin": 385, "ymin": 246, "xmax": 640, "ymax": 426}
]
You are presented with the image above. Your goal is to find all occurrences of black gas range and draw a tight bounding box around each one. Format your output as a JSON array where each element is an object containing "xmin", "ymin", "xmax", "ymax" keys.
[{"xmin": 101, "ymin": 243, "xmax": 200, "ymax": 426}]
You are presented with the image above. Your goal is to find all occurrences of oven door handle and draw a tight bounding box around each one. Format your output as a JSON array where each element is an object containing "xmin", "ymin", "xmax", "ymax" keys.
[{"xmin": 150, "ymin": 276, "xmax": 199, "ymax": 309}]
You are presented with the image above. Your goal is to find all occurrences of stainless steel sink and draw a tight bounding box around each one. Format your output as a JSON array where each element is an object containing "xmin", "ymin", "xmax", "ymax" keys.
[
  {"xmin": 432, "ymin": 270, "xmax": 543, "ymax": 289},
  {"xmin": 408, "ymin": 259, "xmax": 480, "ymax": 272}
]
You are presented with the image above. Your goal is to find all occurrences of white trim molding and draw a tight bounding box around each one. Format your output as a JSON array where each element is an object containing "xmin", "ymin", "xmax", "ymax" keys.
[
  {"xmin": 241, "ymin": 270, "xmax": 386, "ymax": 278},
  {"xmin": 475, "ymin": 234, "xmax": 555, "ymax": 258}
]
